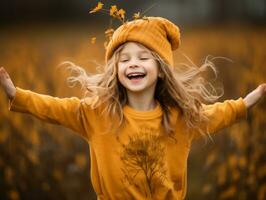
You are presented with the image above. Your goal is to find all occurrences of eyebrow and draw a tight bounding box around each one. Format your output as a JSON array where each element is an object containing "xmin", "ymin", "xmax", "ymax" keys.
[{"xmin": 120, "ymin": 50, "xmax": 150, "ymax": 56}]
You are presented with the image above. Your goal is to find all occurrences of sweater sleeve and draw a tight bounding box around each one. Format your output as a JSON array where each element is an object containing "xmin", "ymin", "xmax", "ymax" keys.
[
  {"xmin": 192, "ymin": 97, "xmax": 248, "ymax": 140},
  {"xmin": 9, "ymin": 87, "xmax": 87, "ymax": 138}
]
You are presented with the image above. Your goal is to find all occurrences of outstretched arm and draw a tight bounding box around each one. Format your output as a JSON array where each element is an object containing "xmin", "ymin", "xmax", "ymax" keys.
[
  {"xmin": 192, "ymin": 83, "xmax": 266, "ymax": 140},
  {"xmin": 0, "ymin": 66, "xmax": 87, "ymax": 138}
]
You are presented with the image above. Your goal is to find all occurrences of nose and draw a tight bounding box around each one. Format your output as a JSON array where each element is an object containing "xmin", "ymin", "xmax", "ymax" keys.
[
  {"xmin": 129, "ymin": 64, "xmax": 139, "ymax": 69},
  {"xmin": 127, "ymin": 56, "xmax": 141, "ymax": 68}
]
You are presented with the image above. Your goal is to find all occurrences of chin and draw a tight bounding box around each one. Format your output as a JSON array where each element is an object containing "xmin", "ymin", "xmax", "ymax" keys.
[
  {"xmin": 126, "ymin": 87, "xmax": 146, "ymax": 93},
  {"xmin": 125, "ymin": 84, "xmax": 155, "ymax": 94}
]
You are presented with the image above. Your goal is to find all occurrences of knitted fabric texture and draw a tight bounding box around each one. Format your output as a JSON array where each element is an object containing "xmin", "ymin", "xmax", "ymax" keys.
[{"xmin": 105, "ymin": 16, "xmax": 181, "ymax": 67}]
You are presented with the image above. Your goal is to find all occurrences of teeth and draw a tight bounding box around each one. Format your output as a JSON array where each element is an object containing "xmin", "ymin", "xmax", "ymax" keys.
[{"xmin": 127, "ymin": 73, "xmax": 145, "ymax": 78}]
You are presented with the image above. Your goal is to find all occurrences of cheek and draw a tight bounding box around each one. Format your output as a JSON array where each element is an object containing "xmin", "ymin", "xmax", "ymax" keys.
[
  {"xmin": 117, "ymin": 65, "xmax": 125, "ymax": 81},
  {"xmin": 147, "ymin": 63, "xmax": 159, "ymax": 78}
]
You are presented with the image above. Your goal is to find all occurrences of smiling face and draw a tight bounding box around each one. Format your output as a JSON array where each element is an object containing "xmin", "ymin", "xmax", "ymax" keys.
[{"xmin": 117, "ymin": 42, "xmax": 160, "ymax": 95}]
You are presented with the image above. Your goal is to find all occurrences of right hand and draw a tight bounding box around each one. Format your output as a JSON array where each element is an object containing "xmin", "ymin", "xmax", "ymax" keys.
[{"xmin": 0, "ymin": 67, "xmax": 16, "ymax": 100}]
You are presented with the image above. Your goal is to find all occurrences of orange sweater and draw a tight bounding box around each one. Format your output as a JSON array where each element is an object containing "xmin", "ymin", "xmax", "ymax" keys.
[{"xmin": 9, "ymin": 87, "xmax": 247, "ymax": 200}]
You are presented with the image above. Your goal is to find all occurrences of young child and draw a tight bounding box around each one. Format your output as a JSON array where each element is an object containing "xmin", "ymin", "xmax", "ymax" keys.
[{"xmin": 0, "ymin": 16, "xmax": 265, "ymax": 200}]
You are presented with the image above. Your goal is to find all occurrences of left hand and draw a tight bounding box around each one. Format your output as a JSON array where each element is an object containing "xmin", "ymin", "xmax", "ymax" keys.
[{"xmin": 243, "ymin": 83, "xmax": 266, "ymax": 109}]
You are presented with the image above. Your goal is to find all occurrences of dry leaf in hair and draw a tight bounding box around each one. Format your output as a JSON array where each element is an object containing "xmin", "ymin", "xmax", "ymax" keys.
[
  {"xmin": 142, "ymin": 15, "xmax": 149, "ymax": 20},
  {"xmin": 109, "ymin": 5, "xmax": 118, "ymax": 17},
  {"xmin": 133, "ymin": 12, "xmax": 141, "ymax": 20},
  {"xmin": 117, "ymin": 9, "xmax": 126, "ymax": 21},
  {"xmin": 105, "ymin": 28, "xmax": 114, "ymax": 39},
  {"xmin": 109, "ymin": 5, "xmax": 126, "ymax": 23}
]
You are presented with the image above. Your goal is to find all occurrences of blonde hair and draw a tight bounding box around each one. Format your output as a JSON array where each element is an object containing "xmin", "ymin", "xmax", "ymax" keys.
[{"xmin": 58, "ymin": 42, "xmax": 224, "ymax": 141}]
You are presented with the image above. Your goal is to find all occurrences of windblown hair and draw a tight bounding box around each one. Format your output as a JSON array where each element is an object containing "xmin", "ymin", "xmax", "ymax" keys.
[{"xmin": 58, "ymin": 42, "xmax": 224, "ymax": 141}]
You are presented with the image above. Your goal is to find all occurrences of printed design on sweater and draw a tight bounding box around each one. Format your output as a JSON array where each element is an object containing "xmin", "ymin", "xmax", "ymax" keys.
[{"xmin": 117, "ymin": 127, "xmax": 168, "ymax": 198}]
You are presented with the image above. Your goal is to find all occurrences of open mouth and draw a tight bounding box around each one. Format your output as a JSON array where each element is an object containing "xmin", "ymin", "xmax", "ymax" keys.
[{"xmin": 126, "ymin": 72, "xmax": 146, "ymax": 80}]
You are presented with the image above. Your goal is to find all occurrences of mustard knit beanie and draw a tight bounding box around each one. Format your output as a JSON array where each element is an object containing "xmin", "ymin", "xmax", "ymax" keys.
[{"xmin": 105, "ymin": 16, "xmax": 181, "ymax": 67}]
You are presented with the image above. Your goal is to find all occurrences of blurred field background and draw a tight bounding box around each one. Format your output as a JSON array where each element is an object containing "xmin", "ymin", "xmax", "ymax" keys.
[{"xmin": 0, "ymin": 0, "xmax": 266, "ymax": 200}]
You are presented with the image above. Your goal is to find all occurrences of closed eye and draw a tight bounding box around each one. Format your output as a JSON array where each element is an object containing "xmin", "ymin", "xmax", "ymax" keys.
[
  {"xmin": 119, "ymin": 59, "xmax": 129, "ymax": 63},
  {"xmin": 140, "ymin": 58, "xmax": 149, "ymax": 60},
  {"xmin": 119, "ymin": 57, "xmax": 149, "ymax": 62}
]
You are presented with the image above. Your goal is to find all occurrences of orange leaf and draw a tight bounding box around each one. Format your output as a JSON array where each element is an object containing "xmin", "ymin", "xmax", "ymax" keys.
[
  {"xmin": 133, "ymin": 12, "xmax": 141, "ymax": 20},
  {"xmin": 89, "ymin": 2, "xmax": 104, "ymax": 14},
  {"xmin": 117, "ymin": 9, "xmax": 126, "ymax": 20},
  {"xmin": 109, "ymin": 5, "xmax": 118, "ymax": 16}
]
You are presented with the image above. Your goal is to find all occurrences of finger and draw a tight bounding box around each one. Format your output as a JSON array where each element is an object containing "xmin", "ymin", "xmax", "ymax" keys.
[
  {"xmin": 0, "ymin": 67, "xmax": 10, "ymax": 80},
  {"xmin": 258, "ymin": 83, "xmax": 265, "ymax": 89},
  {"xmin": 0, "ymin": 67, "xmax": 6, "ymax": 75},
  {"xmin": 258, "ymin": 83, "xmax": 266, "ymax": 94},
  {"xmin": 0, "ymin": 68, "xmax": 9, "ymax": 79},
  {"xmin": 263, "ymin": 84, "xmax": 266, "ymax": 93},
  {"xmin": 0, "ymin": 69, "xmax": 4, "ymax": 81},
  {"xmin": 0, "ymin": 66, "xmax": 6, "ymax": 71},
  {"xmin": 260, "ymin": 83, "xmax": 266, "ymax": 87}
]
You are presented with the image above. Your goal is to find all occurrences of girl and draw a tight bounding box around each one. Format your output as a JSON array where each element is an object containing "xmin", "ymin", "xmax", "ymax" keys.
[{"xmin": 0, "ymin": 16, "xmax": 265, "ymax": 200}]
